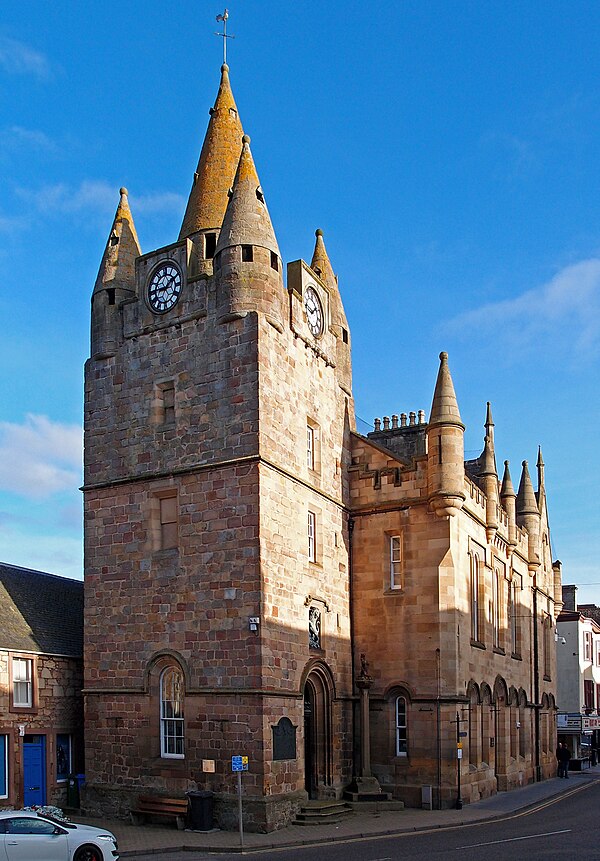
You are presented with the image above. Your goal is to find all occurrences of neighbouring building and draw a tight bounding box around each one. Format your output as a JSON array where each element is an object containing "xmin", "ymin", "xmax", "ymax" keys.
[
  {"xmin": 0, "ymin": 563, "xmax": 84, "ymax": 808},
  {"xmin": 82, "ymin": 60, "xmax": 562, "ymax": 829},
  {"xmin": 557, "ymin": 585, "xmax": 600, "ymax": 765}
]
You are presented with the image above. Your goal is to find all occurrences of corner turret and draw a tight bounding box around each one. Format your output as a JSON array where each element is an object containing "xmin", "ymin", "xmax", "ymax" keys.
[
  {"xmin": 310, "ymin": 229, "xmax": 352, "ymax": 395},
  {"xmin": 426, "ymin": 352, "xmax": 465, "ymax": 517},
  {"xmin": 477, "ymin": 403, "xmax": 499, "ymax": 539},
  {"xmin": 516, "ymin": 460, "xmax": 541, "ymax": 570},
  {"xmin": 214, "ymin": 135, "xmax": 285, "ymax": 327},
  {"xmin": 91, "ymin": 187, "xmax": 140, "ymax": 360},
  {"xmin": 500, "ymin": 460, "xmax": 517, "ymax": 546}
]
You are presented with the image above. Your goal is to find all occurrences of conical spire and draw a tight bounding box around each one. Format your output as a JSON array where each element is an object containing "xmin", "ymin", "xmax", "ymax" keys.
[
  {"xmin": 310, "ymin": 229, "xmax": 336, "ymax": 289},
  {"xmin": 215, "ymin": 135, "xmax": 280, "ymax": 258},
  {"xmin": 537, "ymin": 445, "xmax": 545, "ymax": 488},
  {"xmin": 501, "ymin": 460, "xmax": 516, "ymax": 499},
  {"xmin": 516, "ymin": 461, "xmax": 539, "ymax": 516},
  {"xmin": 478, "ymin": 403, "xmax": 497, "ymax": 477},
  {"xmin": 428, "ymin": 352, "xmax": 464, "ymax": 428},
  {"xmin": 94, "ymin": 187, "xmax": 141, "ymax": 294},
  {"xmin": 178, "ymin": 64, "xmax": 244, "ymax": 240},
  {"xmin": 485, "ymin": 401, "xmax": 495, "ymax": 447}
]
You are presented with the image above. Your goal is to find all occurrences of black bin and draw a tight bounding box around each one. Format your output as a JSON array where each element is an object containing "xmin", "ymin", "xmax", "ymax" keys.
[
  {"xmin": 186, "ymin": 790, "xmax": 214, "ymax": 831},
  {"xmin": 66, "ymin": 774, "xmax": 80, "ymax": 808}
]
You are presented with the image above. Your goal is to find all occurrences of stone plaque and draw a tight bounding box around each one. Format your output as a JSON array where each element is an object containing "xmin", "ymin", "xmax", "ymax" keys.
[{"xmin": 272, "ymin": 717, "xmax": 297, "ymax": 761}]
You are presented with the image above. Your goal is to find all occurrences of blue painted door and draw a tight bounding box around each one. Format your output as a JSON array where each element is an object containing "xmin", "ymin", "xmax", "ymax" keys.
[{"xmin": 23, "ymin": 736, "xmax": 46, "ymax": 807}]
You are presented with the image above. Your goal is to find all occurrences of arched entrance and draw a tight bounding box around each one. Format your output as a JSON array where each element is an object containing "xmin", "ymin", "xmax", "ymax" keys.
[{"xmin": 303, "ymin": 665, "xmax": 333, "ymax": 798}]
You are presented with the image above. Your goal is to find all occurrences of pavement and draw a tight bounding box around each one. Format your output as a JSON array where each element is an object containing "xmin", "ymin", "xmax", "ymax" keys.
[{"xmin": 77, "ymin": 767, "xmax": 600, "ymax": 857}]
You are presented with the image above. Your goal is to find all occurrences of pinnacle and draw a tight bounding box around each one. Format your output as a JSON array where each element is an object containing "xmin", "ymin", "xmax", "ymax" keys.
[
  {"xmin": 178, "ymin": 63, "xmax": 244, "ymax": 240},
  {"xmin": 516, "ymin": 460, "xmax": 540, "ymax": 516},
  {"xmin": 94, "ymin": 187, "xmax": 141, "ymax": 294},
  {"xmin": 428, "ymin": 352, "xmax": 464, "ymax": 429},
  {"xmin": 310, "ymin": 228, "xmax": 336, "ymax": 289},
  {"xmin": 501, "ymin": 460, "xmax": 516, "ymax": 498}
]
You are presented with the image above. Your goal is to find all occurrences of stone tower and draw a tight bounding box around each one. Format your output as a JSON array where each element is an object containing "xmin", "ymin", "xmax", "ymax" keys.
[{"xmin": 83, "ymin": 63, "xmax": 355, "ymax": 830}]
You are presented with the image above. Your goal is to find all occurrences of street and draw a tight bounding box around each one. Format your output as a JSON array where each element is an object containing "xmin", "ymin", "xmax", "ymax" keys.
[{"xmin": 126, "ymin": 779, "xmax": 600, "ymax": 860}]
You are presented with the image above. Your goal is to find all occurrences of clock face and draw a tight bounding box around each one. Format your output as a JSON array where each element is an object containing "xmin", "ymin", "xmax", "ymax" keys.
[
  {"xmin": 147, "ymin": 263, "xmax": 182, "ymax": 313},
  {"xmin": 304, "ymin": 286, "xmax": 324, "ymax": 337}
]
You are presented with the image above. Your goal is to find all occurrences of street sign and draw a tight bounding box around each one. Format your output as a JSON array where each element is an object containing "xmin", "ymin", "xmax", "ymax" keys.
[{"xmin": 232, "ymin": 755, "xmax": 249, "ymax": 772}]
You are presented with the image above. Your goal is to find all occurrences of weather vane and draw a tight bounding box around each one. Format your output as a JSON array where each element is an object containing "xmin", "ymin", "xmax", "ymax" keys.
[{"xmin": 215, "ymin": 9, "xmax": 235, "ymax": 65}]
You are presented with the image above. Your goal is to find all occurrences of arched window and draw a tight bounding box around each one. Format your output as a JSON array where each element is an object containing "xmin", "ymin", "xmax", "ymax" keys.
[
  {"xmin": 160, "ymin": 666, "xmax": 185, "ymax": 758},
  {"xmin": 395, "ymin": 696, "xmax": 408, "ymax": 756}
]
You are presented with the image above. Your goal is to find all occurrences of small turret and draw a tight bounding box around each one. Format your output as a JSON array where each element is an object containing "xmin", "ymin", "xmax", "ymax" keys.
[
  {"xmin": 214, "ymin": 135, "xmax": 285, "ymax": 327},
  {"xmin": 516, "ymin": 460, "xmax": 541, "ymax": 570},
  {"xmin": 477, "ymin": 403, "xmax": 499, "ymax": 539},
  {"xmin": 91, "ymin": 187, "xmax": 140, "ymax": 359},
  {"xmin": 500, "ymin": 460, "xmax": 517, "ymax": 546},
  {"xmin": 426, "ymin": 352, "xmax": 465, "ymax": 517},
  {"xmin": 310, "ymin": 229, "xmax": 352, "ymax": 394}
]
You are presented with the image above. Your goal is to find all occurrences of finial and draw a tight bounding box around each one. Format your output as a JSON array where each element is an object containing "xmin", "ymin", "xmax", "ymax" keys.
[
  {"xmin": 439, "ymin": 351, "xmax": 448, "ymax": 362},
  {"xmin": 242, "ymin": 134, "xmax": 251, "ymax": 145},
  {"xmin": 316, "ymin": 228, "xmax": 323, "ymax": 237},
  {"xmin": 537, "ymin": 445, "xmax": 544, "ymax": 467},
  {"xmin": 215, "ymin": 9, "xmax": 235, "ymax": 65},
  {"xmin": 120, "ymin": 187, "xmax": 128, "ymax": 198}
]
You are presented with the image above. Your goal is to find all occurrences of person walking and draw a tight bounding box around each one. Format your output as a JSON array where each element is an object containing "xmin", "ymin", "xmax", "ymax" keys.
[{"xmin": 558, "ymin": 742, "xmax": 571, "ymax": 778}]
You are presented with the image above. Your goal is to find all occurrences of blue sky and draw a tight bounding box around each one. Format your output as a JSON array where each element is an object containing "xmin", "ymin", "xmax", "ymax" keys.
[{"xmin": 0, "ymin": 1, "xmax": 599, "ymax": 603}]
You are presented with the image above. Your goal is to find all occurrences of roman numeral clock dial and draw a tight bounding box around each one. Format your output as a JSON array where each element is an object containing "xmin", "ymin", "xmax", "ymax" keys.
[
  {"xmin": 304, "ymin": 285, "xmax": 324, "ymax": 338},
  {"xmin": 147, "ymin": 263, "xmax": 182, "ymax": 313}
]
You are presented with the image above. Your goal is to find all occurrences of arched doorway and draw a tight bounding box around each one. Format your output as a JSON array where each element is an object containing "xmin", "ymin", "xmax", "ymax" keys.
[{"xmin": 303, "ymin": 665, "xmax": 333, "ymax": 798}]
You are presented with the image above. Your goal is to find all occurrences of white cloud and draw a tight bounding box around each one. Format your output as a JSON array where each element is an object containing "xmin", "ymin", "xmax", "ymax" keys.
[
  {"xmin": 446, "ymin": 258, "xmax": 600, "ymax": 361},
  {"xmin": 0, "ymin": 36, "xmax": 51, "ymax": 80},
  {"xmin": 0, "ymin": 414, "xmax": 82, "ymax": 500},
  {"xmin": 132, "ymin": 191, "xmax": 185, "ymax": 214},
  {"xmin": 0, "ymin": 125, "xmax": 58, "ymax": 155},
  {"xmin": 16, "ymin": 181, "xmax": 184, "ymax": 218}
]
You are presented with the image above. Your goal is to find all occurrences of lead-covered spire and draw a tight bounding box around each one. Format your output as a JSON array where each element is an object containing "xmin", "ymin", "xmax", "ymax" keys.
[{"xmin": 178, "ymin": 63, "xmax": 244, "ymax": 240}]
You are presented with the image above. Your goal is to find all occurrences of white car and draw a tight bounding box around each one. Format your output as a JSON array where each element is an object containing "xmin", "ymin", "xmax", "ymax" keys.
[{"xmin": 0, "ymin": 810, "xmax": 119, "ymax": 860}]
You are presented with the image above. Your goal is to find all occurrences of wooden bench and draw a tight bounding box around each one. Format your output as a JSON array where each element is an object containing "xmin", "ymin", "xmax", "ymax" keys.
[{"xmin": 130, "ymin": 795, "xmax": 188, "ymax": 830}]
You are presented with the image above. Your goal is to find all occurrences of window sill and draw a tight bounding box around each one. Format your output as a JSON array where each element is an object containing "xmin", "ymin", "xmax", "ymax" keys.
[
  {"xmin": 384, "ymin": 587, "xmax": 403, "ymax": 596},
  {"xmin": 543, "ymin": 674, "xmax": 551, "ymax": 682},
  {"xmin": 511, "ymin": 652, "xmax": 522, "ymax": 661},
  {"xmin": 493, "ymin": 646, "xmax": 506, "ymax": 656},
  {"xmin": 470, "ymin": 640, "xmax": 486, "ymax": 650}
]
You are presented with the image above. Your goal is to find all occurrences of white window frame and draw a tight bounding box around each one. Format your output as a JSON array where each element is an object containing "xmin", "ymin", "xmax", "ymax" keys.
[
  {"xmin": 308, "ymin": 511, "xmax": 316, "ymax": 563},
  {"xmin": 13, "ymin": 658, "xmax": 32, "ymax": 708},
  {"xmin": 160, "ymin": 667, "xmax": 185, "ymax": 759},
  {"xmin": 584, "ymin": 631, "xmax": 593, "ymax": 662},
  {"xmin": 395, "ymin": 696, "xmax": 408, "ymax": 756},
  {"xmin": 307, "ymin": 425, "xmax": 315, "ymax": 470},
  {"xmin": 390, "ymin": 535, "xmax": 402, "ymax": 590}
]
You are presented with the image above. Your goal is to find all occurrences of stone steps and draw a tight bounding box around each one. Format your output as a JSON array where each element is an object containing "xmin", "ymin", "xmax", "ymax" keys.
[{"xmin": 293, "ymin": 800, "xmax": 354, "ymax": 826}]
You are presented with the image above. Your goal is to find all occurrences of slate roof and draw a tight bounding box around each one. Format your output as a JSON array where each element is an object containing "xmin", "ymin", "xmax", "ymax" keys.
[{"xmin": 0, "ymin": 563, "xmax": 83, "ymax": 657}]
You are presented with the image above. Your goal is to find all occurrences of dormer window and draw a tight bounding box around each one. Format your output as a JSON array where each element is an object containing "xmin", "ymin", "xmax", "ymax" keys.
[
  {"xmin": 242, "ymin": 245, "xmax": 253, "ymax": 262},
  {"xmin": 256, "ymin": 186, "xmax": 265, "ymax": 203}
]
